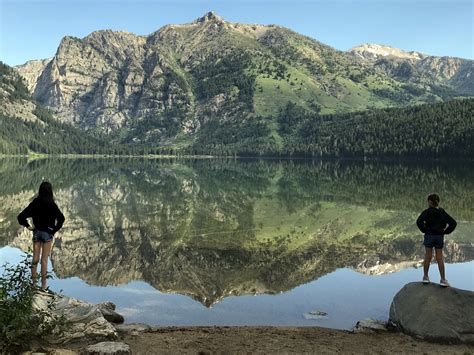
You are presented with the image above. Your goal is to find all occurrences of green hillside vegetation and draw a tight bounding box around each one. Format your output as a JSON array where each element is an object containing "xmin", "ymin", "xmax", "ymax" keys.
[
  {"xmin": 1, "ymin": 105, "xmax": 113, "ymax": 155},
  {"xmin": 189, "ymin": 98, "xmax": 474, "ymax": 157}
]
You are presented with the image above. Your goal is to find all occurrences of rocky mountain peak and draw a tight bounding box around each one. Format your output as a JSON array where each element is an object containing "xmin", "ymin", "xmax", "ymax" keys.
[
  {"xmin": 349, "ymin": 43, "xmax": 426, "ymax": 61},
  {"xmin": 194, "ymin": 11, "xmax": 224, "ymax": 24},
  {"xmin": 84, "ymin": 29, "xmax": 140, "ymax": 42},
  {"xmin": 14, "ymin": 58, "xmax": 51, "ymax": 92}
]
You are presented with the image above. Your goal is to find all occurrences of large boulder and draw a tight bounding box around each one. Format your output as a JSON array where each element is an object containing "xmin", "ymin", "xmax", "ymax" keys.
[
  {"xmin": 98, "ymin": 302, "xmax": 124, "ymax": 324},
  {"xmin": 389, "ymin": 282, "xmax": 474, "ymax": 344},
  {"xmin": 32, "ymin": 291, "xmax": 118, "ymax": 344}
]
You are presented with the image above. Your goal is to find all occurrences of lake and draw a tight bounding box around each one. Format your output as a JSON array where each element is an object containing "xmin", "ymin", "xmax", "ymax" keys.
[{"xmin": 0, "ymin": 157, "xmax": 473, "ymax": 329}]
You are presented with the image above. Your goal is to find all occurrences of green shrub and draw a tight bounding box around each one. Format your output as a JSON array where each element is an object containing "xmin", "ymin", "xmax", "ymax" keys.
[{"xmin": 0, "ymin": 254, "xmax": 64, "ymax": 352}]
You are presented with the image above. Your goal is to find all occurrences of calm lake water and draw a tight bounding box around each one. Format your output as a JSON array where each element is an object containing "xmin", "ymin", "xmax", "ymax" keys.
[{"xmin": 1, "ymin": 158, "xmax": 473, "ymax": 329}]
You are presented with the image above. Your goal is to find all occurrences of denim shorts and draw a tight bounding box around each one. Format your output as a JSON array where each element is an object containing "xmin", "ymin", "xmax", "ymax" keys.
[
  {"xmin": 423, "ymin": 234, "xmax": 444, "ymax": 249},
  {"xmin": 33, "ymin": 229, "xmax": 53, "ymax": 243}
]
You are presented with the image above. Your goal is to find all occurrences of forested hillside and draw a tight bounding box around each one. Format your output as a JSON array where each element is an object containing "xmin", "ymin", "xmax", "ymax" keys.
[
  {"xmin": 190, "ymin": 98, "xmax": 474, "ymax": 158},
  {"xmin": 284, "ymin": 98, "xmax": 473, "ymax": 158}
]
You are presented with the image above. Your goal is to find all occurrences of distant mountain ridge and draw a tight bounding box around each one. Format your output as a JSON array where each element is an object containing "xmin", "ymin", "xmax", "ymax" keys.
[
  {"xmin": 348, "ymin": 43, "xmax": 473, "ymax": 94},
  {"xmin": 349, "ymin": 43, "xmax": 426, "ymax": 61},
  {"xmin": 13, "ymin": 11, "xmax": 473, "ymax": 147}
]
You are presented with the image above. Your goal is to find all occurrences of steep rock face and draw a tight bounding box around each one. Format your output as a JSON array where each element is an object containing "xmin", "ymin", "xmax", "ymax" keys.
[
  {"xmin": 14, "ymin": 58, "xmax": 51, "ymax": 93},
  {"xmin": 0, "ymin": 63, "xmax": 41, "ymax": 123},
  {"xmin": 29, "ymin": 32, "xmax": 147, "ymax": 131},
  {"xmin": 0, "ymin": 62, "xmax": 120, "ymax": 155},
  {"xmin": 15, "ymin": 13, "xmax": 474, "ymax": 143},
  {"xmin": 419, "ymin": 56, "xmax": 474, "ymax": 93}
]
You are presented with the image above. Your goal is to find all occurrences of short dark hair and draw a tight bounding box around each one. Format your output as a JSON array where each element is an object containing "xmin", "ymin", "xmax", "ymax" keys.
[{"xmin": 427, "ymin": 193, "xmax": 440, "ymax": 206}]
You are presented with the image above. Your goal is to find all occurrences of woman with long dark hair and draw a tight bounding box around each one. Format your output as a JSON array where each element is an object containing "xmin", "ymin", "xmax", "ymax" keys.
[{"xmin": 17, "ymin": 181, "xmax": 65, "ymax": 290}]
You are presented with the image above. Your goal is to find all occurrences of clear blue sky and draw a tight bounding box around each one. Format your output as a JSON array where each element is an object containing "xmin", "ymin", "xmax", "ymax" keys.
[{"xmin": 0, "ymin": 0, "xmax": 472, "ymax": 66}]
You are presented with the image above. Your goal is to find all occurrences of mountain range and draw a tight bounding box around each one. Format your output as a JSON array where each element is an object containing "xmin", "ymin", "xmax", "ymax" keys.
[{"xmin": 2, "ymin": 12, "xmax": 473, "ymax": 156}]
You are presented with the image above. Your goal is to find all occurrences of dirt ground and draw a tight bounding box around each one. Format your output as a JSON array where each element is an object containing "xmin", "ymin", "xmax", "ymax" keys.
[{"xmin": 56, "ymin": 326, "xmax": 473, "ymax": 354}]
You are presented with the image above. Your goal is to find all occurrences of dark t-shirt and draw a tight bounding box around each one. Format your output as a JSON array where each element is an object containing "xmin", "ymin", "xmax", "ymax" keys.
[
  {"xmin": 416, "ymin": 206, "xmax": 456, "ymax": 235},
  {"xmin": 17, "ymin": 197, "xmax": 65, "ymax": 234}
]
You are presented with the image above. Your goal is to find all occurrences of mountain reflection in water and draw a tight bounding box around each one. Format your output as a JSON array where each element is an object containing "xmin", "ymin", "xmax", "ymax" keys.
[{"xmin": 1, "ymin": 158, "xmax": 473, "ymax": 307}]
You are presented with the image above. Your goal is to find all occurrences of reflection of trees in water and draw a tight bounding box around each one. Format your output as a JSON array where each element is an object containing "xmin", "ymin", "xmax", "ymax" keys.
[
  {"xmin": 2, "ymin": 157, "xmax": 473, "ymax": 304},
  {"xmin": 1, "ymin": 157, "xmax": 473, "ymax": 246},
  {"xmin": 273, "ymin": 160, "xmax": 474, "ymax": 221},
  {"xmin": 1, "ymin": 157, "xmax": 472, "ymax": 218}
]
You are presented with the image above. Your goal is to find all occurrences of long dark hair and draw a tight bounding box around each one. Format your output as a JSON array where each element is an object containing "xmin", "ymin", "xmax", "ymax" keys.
[{"xmin": 38, "ymin": 181, "xmax": 54, "ymax": 203}]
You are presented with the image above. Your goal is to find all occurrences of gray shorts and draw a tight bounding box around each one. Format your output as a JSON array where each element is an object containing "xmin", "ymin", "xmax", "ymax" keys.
[{"xmin": 33, "ymin": 229, "xmax": 53, "ymax": 243}]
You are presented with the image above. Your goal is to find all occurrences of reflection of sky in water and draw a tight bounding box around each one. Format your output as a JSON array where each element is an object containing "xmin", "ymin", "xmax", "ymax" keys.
[
  {"xmin": 1, "ymin": 160, "xmax": 472, "ymax": 330},
  {"xmin": 2, "ymin": 246, "xmax": 473, "ymax": 329}
]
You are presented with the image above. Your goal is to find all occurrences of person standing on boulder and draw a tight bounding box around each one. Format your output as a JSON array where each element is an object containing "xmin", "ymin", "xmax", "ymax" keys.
[
  {"xmin": 416, "ymin": 193, "xmax": 456, "ymax": 287},
  {"xmin": 17, "ymin": 181, "xmax": 65, "ymax": 291}
]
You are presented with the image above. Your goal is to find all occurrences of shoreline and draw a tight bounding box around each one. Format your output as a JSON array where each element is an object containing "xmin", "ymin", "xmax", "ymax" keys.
[
  {"xmin": 32, "ymin": 325, "xmax": 474, "ymax": 354},
  {"xmin": 21, "ymin": 289, "xmax": 474, "ymax": 354},
  {"xmin": 1, "ymin": 153, "xmax": 473, "ymax": 162}
]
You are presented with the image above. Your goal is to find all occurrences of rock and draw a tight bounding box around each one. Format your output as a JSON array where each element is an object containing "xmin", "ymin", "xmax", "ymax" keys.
[
  {"xmin": 23, "ymin": 350, "xmax": 78, "ymax": 355},
  {"xmin": 389, "ymin": 282, "xmax": 474, "ymax": 344},
  {"xmin": 303, "ymin": 310, "xmax": 328, "ymax": 320},
  {"xmin": 85, "ymin": 342, "xmax": 130, "ymax": 355},
  {"xmin": 99, "ymin": 302, "xmax": 116, "ymax": 311},
  {"xmin": 194, "ymin": 11, "xmax": 223, "ymax": 23},
  {"xmin": 99, "ymin": 309, "xmax": 124, "ymax": 324},
  {"xmin": 114, "ymin": 323, "xmax": 151, "ymax": 336},
  {"xmin": 352, "ymin": 319, "xmax": 388, "ymax": 333},
  {"xmin": 98, "ymin": 303, "xmax": 124, "ymax": 324},
  {"xmin": 32, "ymin": 292, "xmax": 118, "ymax": 344}
]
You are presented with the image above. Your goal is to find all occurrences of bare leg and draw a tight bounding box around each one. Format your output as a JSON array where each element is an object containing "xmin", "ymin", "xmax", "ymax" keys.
[
  {"xmin": 423, "ymin": 247, "xmax": 433, "ymax": 278},
  {"xmin": 40, "ymin": 241, "xmax": 53, "ymax": 289},
  {"xmin": 435, "ymin": 248, "xmax": 446, "ymax": 280},
  {"xmin": 31, "ymin": 242, "xmax": 41, "ymax": 286}
]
